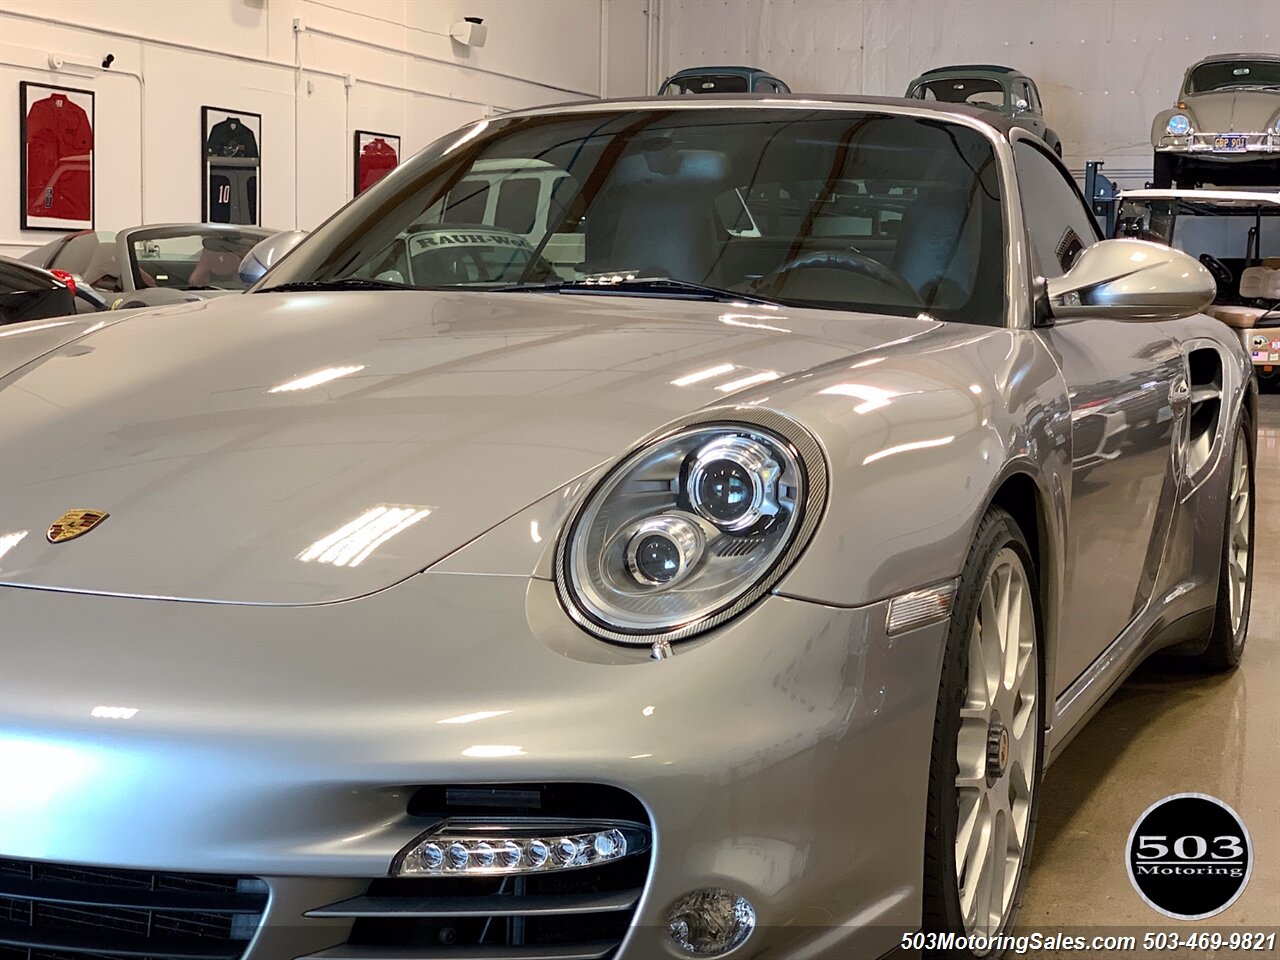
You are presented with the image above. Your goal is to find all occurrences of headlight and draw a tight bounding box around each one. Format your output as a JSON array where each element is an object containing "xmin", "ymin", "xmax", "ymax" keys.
[
  {"xmin": 556, "ymin": 413, "xmax": 826, "ymax": 644},
  {"xmin": 1166, "ymin": 114, "xmax": 1192, "ymax": 136}
]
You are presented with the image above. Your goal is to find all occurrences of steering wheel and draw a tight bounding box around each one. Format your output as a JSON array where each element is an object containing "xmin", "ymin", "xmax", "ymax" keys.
[
  {"xmin": 1199, "ymin": 254, "xmax": 1233, "ymax": 295},
  {"xmin": 754, "ymin": 250, "xmax": 923, "ymax": 305}
]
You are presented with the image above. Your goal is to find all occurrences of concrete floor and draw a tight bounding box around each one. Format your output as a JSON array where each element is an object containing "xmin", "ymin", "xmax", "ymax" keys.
[{"xmin": 1019, "ymin": 393, "xmax": 1279, "ymax": 940}]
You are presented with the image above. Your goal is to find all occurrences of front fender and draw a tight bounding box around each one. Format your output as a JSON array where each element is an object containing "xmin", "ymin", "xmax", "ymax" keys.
[
  {"xmin": 427, "ymin": 325, "xmax": 1073, "ymax": 649},
  {"xmin": 769, "ymin": 325, "xmax": 1071, "ymax": 609}
]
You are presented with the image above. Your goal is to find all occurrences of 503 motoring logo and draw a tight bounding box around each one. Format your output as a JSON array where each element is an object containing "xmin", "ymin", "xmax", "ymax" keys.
[{"xmin": 1126, "ymin": 794, "xmax": 1254, "ymax": 920}]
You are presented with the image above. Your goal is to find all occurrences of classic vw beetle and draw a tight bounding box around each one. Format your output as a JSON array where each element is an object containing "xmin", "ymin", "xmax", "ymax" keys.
[
  {"xmin": 906, "ymin": 64, "xmax": 1063, "ymax": 156},
  {"xmin": 1152, "ymin": 53, "xmax": 1280, "ymax": 188}
]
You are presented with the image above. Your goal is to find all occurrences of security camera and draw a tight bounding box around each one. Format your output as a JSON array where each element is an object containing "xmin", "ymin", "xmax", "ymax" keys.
[
  {"xmin": 450, "ymin": 17, "xmax": 487, "ymax": 47},
  {"xmin": 101, "ymin": 53, "xmax": 115, "ymax": 69}
]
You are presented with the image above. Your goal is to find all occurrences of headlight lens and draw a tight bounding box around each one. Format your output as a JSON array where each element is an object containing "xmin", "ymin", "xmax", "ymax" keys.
[
  {"xmin": 556, "ymin": 415, "xmax": 826, "ymax": 644},
  {"xmin": 1166, "ymin": 114, "xmax": 1192, "ymax": 136}
]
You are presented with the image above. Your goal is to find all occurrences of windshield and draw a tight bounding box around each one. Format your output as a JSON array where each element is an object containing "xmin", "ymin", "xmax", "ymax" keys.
[
  {"xmin": 663, "ymin": 74, "xmax": 751, "ymax": 94},
  {"xmin": 263, "ymin": 108, "xmax": 1006, "ymax": 325},
  {"xmin": 130, "ymin": 228, "xmax": 266, "ymax": 290},
  {"xmin": 1186, "ymin": 60, "xmax": 1280, "ymax": 93},
  {"xmin": 910, "ymin": 77, "xmax": 1007, "ymax": 109}
]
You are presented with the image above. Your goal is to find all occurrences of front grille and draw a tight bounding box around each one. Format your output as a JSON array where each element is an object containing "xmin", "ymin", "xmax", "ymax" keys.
[
  {"xmin": 303, "ymin": 784, "xmax": 652, "ymax": 960},
  {"xmin": 0, "ymin": 859, "xmax": 267, "ymax": 960}
]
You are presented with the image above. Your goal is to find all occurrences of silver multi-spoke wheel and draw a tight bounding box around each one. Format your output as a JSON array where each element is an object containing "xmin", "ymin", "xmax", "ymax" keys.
[
  {"xmin": 954, "ymin": 548, "xmax": 1037, "ymax": 938},
  {"xmin": 1226, "ymin": 439, "xmax": 1251, "ymax": 637}
]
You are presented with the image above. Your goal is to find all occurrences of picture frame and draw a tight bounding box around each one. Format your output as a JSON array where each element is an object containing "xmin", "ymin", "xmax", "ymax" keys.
[
  {"xmin": 201, "ymin": 106, "xmax": 262, "ymax": 225},
  {"xmin": 20, "ymin": 81, "xmax": 95, "ymax": 231},
  {"xmin": 354, "ymin": 130, "xmax": 401, "ymax": 196}
]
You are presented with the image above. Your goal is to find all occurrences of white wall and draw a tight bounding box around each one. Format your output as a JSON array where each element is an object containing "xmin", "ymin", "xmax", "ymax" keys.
[
  {"xmin": 0, "ymin": 0, "xmax": 656, "ymax": 257},
  {"xmin": 659, "ymin": 0, "xmax": 1279, "ymax": 183}
]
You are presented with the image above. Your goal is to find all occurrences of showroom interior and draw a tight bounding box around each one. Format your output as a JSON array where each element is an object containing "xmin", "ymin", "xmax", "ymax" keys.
[{"xmin": 0, "ymin": 1, "xmax": 1277, "ymax": 958}]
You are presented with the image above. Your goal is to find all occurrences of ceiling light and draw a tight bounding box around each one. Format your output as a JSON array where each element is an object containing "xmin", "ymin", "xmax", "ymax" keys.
[
  {"xmin": 0, "ymin": 531, "xmax": 28, "ymax": 561},
  {"xmin": 269, "ymin": 364, "xmax": 365, "ymax": 393},
  {"xmin": 671, "ymin": 363, "xmax": 736, "ymax": 386},
  {"xmin": 863, "ymin": 436, "xmax": 955, "ymax": 465},
  {"xmin": 437, "ymin": 710, "xmax": 510, "ymax": 725},
  {"xmin": 715, "ymin": 370, "xmax": 780, "ymax": 392},
  {"xmin": 297, "ymin": 505, "xmax": 430, "ymax": 567}
]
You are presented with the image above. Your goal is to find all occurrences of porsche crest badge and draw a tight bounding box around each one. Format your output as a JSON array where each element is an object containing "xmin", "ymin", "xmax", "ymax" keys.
[{"xmin": 47, "ymin": 508, "xmax": 109, "ymax": 543}]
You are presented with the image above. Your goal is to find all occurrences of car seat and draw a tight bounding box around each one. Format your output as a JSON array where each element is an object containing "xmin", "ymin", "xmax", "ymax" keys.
[
  {"xmin": 189, "ymin": 248, "xmax": 244, "ymax": 286},
  {"xmin": 1209, "ymin": 305, "xmax": 1269, "ymax": 329},
  {"xmin": 891, "ymin": 186, "xmax": 978, "ymax": 305},
  {"xmin": 1239, "ymin": 265, "xmax": 1280, "ymax": 300},
  {"xmin": 585, "ymin": 148, "xmax": 728, "ymax": 283}
]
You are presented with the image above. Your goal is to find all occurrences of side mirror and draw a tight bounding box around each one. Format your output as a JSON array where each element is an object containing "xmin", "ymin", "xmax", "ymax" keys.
[
  {"xmin": 1013, "ymin": 98, "xmax": 1029, "ymax": 114},
  {"xmin": 239, "ymin": 230, "xmax": 308, "ymax": 285},
  {"xmin": 1044, "ymin": 239, "xmax": 1215, "ymax": 322}
]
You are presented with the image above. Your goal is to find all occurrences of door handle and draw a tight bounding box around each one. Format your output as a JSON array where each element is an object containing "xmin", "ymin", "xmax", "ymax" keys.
[{"xmin": 1169, "ymin": 376, "xmax": 1191, "ymax": 418}]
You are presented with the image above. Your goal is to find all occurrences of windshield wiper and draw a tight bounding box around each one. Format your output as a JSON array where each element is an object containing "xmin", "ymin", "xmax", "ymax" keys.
[
  {"xmin": 261, "ymin": 277, "xmax": 417, "ymax": 293},
  {"xmin": 492, "ymin": 276, "xmax": 782, "ymax": 306}
]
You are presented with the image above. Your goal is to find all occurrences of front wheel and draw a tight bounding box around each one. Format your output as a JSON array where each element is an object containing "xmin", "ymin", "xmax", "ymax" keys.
[
  {"xmin": 923, "ymin": 508, "xmax": 1044, "ymax": 953},
  {"xmin": 1193, "ymin": 421, "xmax": 1254, "ymax": 670}
]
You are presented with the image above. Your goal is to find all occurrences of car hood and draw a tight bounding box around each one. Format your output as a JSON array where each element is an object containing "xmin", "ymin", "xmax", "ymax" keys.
[
  {"xmin": 1185, "ymin": 89, "xmax": 1280, "ymax": 131},
  {"xmin": 0, "ymin": 290, "xmax": 938, "ymax": 604}
]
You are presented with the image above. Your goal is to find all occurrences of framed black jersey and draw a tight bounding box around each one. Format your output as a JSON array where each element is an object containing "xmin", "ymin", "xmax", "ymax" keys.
[{"xmin": 201, "ymin": 106, "xmax": 261, "ymax": 225}]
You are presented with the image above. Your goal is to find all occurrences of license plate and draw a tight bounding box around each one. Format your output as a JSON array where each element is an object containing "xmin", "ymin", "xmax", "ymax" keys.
[{"xmin": 1213, "ymin": 134, "xmax": 1247, "ymax": 152}]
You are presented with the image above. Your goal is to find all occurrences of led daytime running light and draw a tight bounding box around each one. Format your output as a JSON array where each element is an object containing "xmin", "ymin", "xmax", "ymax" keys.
[{"xmin": 396, "ymin": 819, "xmax": 649, "ymax": 876}]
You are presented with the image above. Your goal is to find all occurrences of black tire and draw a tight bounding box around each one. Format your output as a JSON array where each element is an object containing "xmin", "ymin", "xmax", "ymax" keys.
[
  {"xmin": 1193, "ymin": 419, "xmax": 1255, "ymax": 671},
  {"xmin": 922, "ymin": 507, "xmax": 1046, "ymax": 955},
  {"xmin": 1052, "ymin": 140, "xmax": 1062, "ymax": 159},
  {"xmin": 1151, "ymin": 152, "xmax": 1176, "ymax": 188}
]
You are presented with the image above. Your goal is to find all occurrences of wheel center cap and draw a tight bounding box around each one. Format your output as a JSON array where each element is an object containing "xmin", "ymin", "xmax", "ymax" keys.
[{"xmin": 987, "ymin": 721, "xmax": 1010, "ymax": 779}]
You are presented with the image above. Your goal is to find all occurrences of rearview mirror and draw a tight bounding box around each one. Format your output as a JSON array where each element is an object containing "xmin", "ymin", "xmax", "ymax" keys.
[
  {"xmin": 1044, "ymin": 239, "xmax": 1214, "ymax": 322},
  {"xmin": 239, "ymin": 230, "xmax": 308, "ymax": 285}
]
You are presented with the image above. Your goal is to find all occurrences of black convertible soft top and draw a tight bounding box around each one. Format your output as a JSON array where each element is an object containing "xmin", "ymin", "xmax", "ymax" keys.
[{"xmin": 919, "ymin": 64, "xmax": 1020, "ymax": 76}]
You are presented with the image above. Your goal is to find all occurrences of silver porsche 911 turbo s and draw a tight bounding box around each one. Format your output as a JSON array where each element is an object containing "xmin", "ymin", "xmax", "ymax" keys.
[{"xmin": 0, "ymin": 97, "xmax": 1257, "ymax": 960}]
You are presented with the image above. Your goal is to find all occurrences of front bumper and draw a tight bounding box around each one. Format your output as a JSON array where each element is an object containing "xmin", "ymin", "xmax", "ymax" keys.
[
  {"xmin": 0, "ymin": 571, "xmax": 950, "ymax": 960},
  {"xmin": 1156, "ymin": 132, "xmax": 1280, "ymax": 159}
]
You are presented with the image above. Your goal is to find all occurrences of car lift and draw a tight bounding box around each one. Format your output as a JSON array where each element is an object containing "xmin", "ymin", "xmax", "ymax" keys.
[{"xmin": 1084, "ymin": 161, "xmax": 1120, "ymax": 236}]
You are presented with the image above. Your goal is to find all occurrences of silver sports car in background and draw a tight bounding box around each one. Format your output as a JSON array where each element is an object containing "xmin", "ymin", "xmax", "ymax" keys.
[
  {"xmin": 1151, "ymin": 52, "xmax": 1280, "ymax": 188},
  {"xmin": 21, "ymin": 223, "xmax": 275, "ymax": 309},
  {"xmin": 0, "ymin": 98, "xmax": 1256, "ymax": 960}
]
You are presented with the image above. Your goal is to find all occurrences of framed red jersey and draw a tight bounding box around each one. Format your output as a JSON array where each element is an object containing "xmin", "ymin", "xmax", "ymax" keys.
[
  {"xmin": 354, "ymin": 131, "xmax": 400, "ymax": 196},
  {"xmin": 20, "ymin": 82, "xmax": 95, "ymax": 231}
]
